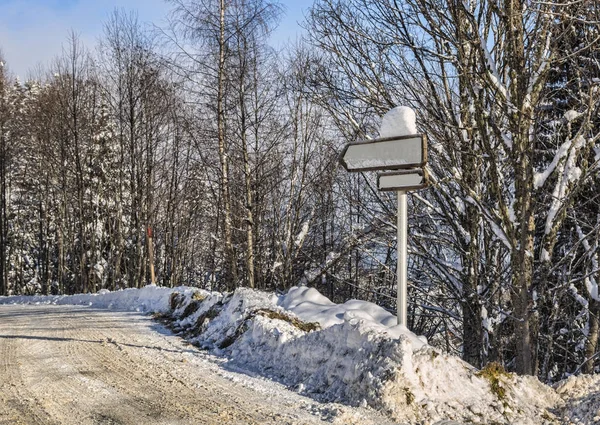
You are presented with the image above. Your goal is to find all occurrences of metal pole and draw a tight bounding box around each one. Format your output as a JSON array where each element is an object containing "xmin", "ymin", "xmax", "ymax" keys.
[{"xmin": 397, "ymin": 191, "xmax": 407, "ymax": 326}]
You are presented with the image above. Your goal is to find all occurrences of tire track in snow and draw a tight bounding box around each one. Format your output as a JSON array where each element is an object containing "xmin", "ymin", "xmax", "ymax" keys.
[
  {"xmin": 56, "ymin": 310, "xmax": 221, "ymax": 423},
  {"xmin": 0, "ymin": 309, "xmax": 57, "ymax": 425},
  {"xmin": 27, "ymin": 308, "xmax": 167, "ymax": 425}
]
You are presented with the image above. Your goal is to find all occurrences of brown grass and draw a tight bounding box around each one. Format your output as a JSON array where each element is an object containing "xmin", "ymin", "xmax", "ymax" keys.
[
  {"xmin": 252, "ymin": 309, "xmax": 321, "ymax": 332},
  {"xmin": 476, "ymin": 362, "xmax": 510, "ymax": 401}
]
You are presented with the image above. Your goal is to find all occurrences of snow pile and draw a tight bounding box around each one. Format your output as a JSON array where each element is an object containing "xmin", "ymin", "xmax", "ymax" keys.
[
  {"xmin": 279, "ymin": 286, "xmax": 426, "ymax": 346},
  {"xmin": 0, "ymin": 285, "xmax": 178, "ymax": 313},
  {"xmin": 168, "ymin": 287, "xmax": 422, "ymax": 410},
  {"xmin": 168, "ymin": 286, "xmax": 561, "ymax": 424},
  {"xmin": 556, "ymin": 374, "xmax": 600, "ymax": 424},
  {"xmin": 379, "ymin": 106, "xmax": 417, "ymax": 138},
  {"xmin": 189, "ymin": 289, "xmax": 279, "ymax": 350},
  {"xmin": 386, "ymin": 353, "xmax": 561, "ymax": 424}
]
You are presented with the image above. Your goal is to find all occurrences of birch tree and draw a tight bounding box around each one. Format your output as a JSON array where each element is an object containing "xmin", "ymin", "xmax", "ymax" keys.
[{"xmin": 0, "ymin": 56, "xmax": 10, "ymax": 296}]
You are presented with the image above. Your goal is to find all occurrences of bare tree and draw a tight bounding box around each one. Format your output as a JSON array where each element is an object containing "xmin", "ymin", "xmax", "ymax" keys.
[
  {"xmin": 307, "ymin": 0, "xmax": 600, "ymax": 374},
  {"xmin": 0, "ymin": 55, "xmax": 9, "ymax": 296}
]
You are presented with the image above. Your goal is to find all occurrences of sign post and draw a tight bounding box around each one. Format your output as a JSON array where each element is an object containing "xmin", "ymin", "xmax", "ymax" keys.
[
  {"xmin": 397, "ymin": 191, "xmax": 408, "ymax": 327},
  {"xmin": 339, "ymin": 107, "xmax": 428, "ymax": 327}
]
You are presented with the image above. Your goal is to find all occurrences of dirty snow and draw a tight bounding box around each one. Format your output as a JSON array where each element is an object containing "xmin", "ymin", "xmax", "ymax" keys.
[{"xmin": 556, "ymin": 374, "xmax": 600, "ymax": 424}]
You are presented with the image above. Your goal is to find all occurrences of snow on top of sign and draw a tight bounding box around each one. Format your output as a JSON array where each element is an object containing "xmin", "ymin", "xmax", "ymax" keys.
[{"xmin": 379, "ymin": 106, "xmax": 417, "ymax": 138}]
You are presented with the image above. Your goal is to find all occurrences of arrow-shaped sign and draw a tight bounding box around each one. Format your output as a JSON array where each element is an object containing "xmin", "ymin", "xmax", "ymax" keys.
[
  {"xmin": 378, "ymin": 169, "xmax": 429, "ymax": 192},
  {"xmin": 340, "ymin": 134, "xmax": 427, "ymax": 172}
]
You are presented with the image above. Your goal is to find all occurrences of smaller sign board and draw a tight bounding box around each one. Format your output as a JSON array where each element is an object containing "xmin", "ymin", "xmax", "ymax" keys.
[
  {"xmin": 340, "ymin": 134, "xmax": 427, "ymax": 172},
  {"xmin": 378, "ymin": 169, "xmax": 429, "ymax": 192}
]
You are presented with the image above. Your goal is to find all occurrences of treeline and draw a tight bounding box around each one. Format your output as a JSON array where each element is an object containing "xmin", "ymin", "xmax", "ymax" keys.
[
  {"xmin": 1, "ymin": 0, "xmax": 600, "ymax": 380},
  {"xmin": 0, "ymin": 4, "xmax": 359, "ymax": 298}
]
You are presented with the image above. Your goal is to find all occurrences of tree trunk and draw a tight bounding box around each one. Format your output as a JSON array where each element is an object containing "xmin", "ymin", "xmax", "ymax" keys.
[
  {"xmin": 584, "ymin": 289, "xmax": 600, "ymax": 374},
  {"xmin": 238, "ymin": 34, "xmax": 255, "ymax": 290},
  {"xmin": 217, "ymin": 0, "xmax": 237, "ymax": 290},
  {"xmin": 0, "ymin": 110, "xmax": 6, "ymax": 297}
]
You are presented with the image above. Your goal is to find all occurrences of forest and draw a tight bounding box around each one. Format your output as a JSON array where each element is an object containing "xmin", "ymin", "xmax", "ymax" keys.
[{"xmin": 0, "ymin": 0, "xmax": 599, "ymax": 380}]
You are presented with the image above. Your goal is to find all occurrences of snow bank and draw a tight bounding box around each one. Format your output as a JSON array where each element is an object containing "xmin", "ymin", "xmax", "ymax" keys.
[
  {"xmin": 556, "ymin": 374, "xmax": 600, "ymax": 424},
  {"xmin": 387, "ymin": 353, "xmax": 561, "ymax": 424},
  {"xmin": 279, "ymin": 286, "xmax": 426, "ymax": 346},
  {"xmin": 0, "ymin": 285, "xmax": 178, "ymax": 313},
  {"xmin": 0, "ymin": 285, "xmax": 577, "ymax": 424},
  {"xmin": 168, "ymin": 287, "xmax": 421, "ymax": 410},
  {"xmin": 168, "ymin": 286, "xmax": 561, "ymax": 424}
]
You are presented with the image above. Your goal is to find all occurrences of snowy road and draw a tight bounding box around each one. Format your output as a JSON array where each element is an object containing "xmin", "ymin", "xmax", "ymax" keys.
[{"xmin": 0, "ymin": 305, "xmax": 398, "ymax": 425}]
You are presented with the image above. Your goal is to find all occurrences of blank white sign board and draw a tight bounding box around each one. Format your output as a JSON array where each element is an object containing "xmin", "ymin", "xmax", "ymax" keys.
[
  {"xmin": 340, "ymin": 134, "xmax": 427, "ymax": 172},
  {"xmin": 378, "ymin": 169, "xmax": 428, "ymax": 191}
]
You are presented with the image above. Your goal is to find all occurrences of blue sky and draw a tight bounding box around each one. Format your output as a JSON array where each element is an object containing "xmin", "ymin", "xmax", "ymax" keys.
[{"xmin": 0, "ymin": 0, "xmax": 312, "ymax": 78}]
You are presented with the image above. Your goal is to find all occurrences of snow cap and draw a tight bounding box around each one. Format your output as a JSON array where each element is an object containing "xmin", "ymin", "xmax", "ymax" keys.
[{"xmin": 379, "ymin": 106, "xmax": 417, "ymax": 138}]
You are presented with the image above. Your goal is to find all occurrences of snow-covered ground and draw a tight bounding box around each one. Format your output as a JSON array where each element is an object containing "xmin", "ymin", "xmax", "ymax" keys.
[
  {"xmin": 1, "ymin": 285, "xmax": 598, "ymax": 424},
  {"xmin": 0, "ymin": 304, "xmax": 398, "ymax": 425}
]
